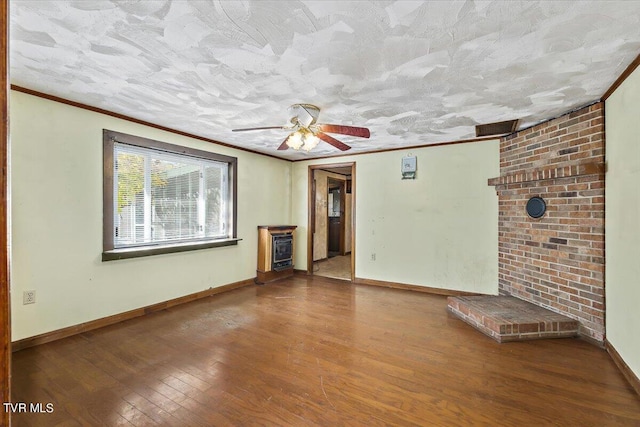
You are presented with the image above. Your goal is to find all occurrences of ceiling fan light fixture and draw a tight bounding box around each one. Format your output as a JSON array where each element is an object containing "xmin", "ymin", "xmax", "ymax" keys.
[
  {"xmin": 287, "ymin": 131, "xmax": 304, "ymax": 149},
  {"xmin": 234, "ymin": 103, "xmax": 369, "ymax": 152},
  {"xmin": 302, "ymin": 132, "xmax": 320, "ymax": 151},
  {"xmin": 286, "ymin": 127, "xmax": 320, "ymax": 151}
]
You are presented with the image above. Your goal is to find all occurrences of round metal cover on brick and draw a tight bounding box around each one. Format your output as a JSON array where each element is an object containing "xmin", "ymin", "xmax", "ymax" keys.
[{"xmin": 526, "ymin": 196, "xmax": 546, "ymax": 218}]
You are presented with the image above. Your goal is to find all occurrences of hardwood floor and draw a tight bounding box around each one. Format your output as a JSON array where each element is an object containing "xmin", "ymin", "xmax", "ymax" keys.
[{"xmin": 11, "ymin": 275, "xmax": 640, "ymax": 426}]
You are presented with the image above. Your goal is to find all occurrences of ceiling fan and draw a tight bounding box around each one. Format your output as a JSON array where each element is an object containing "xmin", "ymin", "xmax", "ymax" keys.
[{"xmin": 232, "ymin": 104, "xmax": 370, "ymax": 152}]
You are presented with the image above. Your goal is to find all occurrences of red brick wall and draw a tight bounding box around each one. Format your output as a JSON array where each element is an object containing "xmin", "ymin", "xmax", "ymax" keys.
[{"xmin": 489, "ymin": 103, "xmax": 605, "ymax": 342}]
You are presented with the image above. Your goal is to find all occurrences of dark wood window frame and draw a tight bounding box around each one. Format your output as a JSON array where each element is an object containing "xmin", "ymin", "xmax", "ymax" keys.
[{"xmin": 103, "ymin": 129, "xmax": 239, "ymax": 261}]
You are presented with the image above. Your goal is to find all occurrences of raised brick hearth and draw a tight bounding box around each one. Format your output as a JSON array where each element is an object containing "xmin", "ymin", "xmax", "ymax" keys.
[
  {"xmin": 488, "ymin": 102, "xmax": 605, "ymax": 342},
  {"xmin": 447, "ymin": 296, "xmax": 579, "ymax": 342}
]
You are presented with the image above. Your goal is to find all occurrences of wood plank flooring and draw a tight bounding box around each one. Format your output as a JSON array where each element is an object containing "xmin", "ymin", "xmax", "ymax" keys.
[{"xmin": 11, "ymin": 275, "xmax": 640, "ymax": 426}]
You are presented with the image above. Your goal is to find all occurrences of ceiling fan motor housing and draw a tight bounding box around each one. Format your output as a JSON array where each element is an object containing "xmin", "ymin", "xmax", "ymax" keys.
[{"xmin": 288, "ymin": 103, "xmax": 320, "ymax": 128}]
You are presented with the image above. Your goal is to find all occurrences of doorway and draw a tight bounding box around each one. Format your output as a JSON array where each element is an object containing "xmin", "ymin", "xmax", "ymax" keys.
[{"xmin": 307, "ymin": 163, "xmax": 355, "ymax": 281}]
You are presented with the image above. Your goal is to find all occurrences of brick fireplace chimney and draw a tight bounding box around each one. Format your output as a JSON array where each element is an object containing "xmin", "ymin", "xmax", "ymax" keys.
[{"xmin": 488, "ymin": 103, "xmax": 605, "ymax": 342}]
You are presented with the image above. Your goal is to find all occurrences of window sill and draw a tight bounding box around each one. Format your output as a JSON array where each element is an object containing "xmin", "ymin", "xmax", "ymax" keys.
[{"xmin": 102, "ymin": 238, "xmax": 242, "ymax": 261}]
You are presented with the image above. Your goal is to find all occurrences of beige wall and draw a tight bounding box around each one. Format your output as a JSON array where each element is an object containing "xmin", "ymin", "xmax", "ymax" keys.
[
  {"xmin": 292, "ymin": 140, "xmax": 500, "ymax": 294},
  {"xmin": 9, "ymin": 90, "xmax": 501, "ymax": 339},
  {"xmin": 10, "ymin": 91, "xmax": 291, "ymax": 340},
  {"xmin": 605, "ymin": 65, "xmax": 640, "ymax": 379}
]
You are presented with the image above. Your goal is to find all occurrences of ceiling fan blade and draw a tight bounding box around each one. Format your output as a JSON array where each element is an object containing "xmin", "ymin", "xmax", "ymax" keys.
[
  {"xmin": 317, "ymin": 124, "xmax": 370, "ymax": 138},
  {"xmin": 277, "ymin": 136, "xmax": 290, "ymax": 150},
  {"xmin": 232, "ymin": 126, "xmax": 287, "ymax": 132},
  {"xmin": 317, "ymin": 132, "xmax": 352, "ymax": 151}
]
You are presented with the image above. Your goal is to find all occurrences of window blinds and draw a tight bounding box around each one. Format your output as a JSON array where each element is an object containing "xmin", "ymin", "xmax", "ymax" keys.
[{"xmin": 113, "ymin": 142, "xmax": 229, "ymax": 248}]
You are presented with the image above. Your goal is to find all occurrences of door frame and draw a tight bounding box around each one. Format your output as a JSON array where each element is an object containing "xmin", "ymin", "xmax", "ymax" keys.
[{"xmin": 306, "ymin": 162, "xmax": 355, "ymax": 281}]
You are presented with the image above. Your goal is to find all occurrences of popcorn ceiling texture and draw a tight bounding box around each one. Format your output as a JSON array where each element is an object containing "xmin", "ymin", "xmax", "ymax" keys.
[{"xmin": 9, "ymin": 1, "xmax": 640, "ymax": 159}]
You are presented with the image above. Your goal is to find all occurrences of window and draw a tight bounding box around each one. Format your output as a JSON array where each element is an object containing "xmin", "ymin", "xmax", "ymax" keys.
[{"xmin": 103, "ymin": 130, "xmax": 238, "ymax": 260}]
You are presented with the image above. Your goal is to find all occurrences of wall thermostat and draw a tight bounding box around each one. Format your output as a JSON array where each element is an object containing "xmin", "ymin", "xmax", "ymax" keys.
[{"xmin": 402, "ymin": 155, "xmax": 417, "ymax": 180}]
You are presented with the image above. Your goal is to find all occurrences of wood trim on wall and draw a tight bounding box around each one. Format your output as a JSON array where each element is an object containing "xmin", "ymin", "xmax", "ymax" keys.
[
  {"xmin": 12, "ymin": 279, "xmax": 255, "ymax": 352},
  {"xmin": 294, "ymin": 136, "xmax": 499, "ymax": 162},
  {"xmin": 1, "ymin": 0, "xmax": 11, "ymax": 424},
  {"xmin": 11, "ymin": 85, "xmax": 503, "ymax": 166},
  {"xmin": 101, "ymin": 129, "xmax": 240, "ymax": 261},
  {"xmin": 10, "ymin": 85, "xmax": 285, "ymax": 162},
  {"xmin": 605, "ymin": 340, "xmax": 640, "ymax": 397},
  {"xmin": 339, "ymin": 179, "xmax": 346, "ymax": 255},
  {"xmin": 353, "ymin": 277, "xmax": 480, "ymax": 297},
  {"xmin": 307, "ymin": 166, "xmax": 314, "ymax": 274},
  {"xmin": 350, "ymin": 162, "xmax": 356, "ymax": 282},
  {"xmin": 601, "ymin": 54, "xmax": 640, "ymax": 101}
]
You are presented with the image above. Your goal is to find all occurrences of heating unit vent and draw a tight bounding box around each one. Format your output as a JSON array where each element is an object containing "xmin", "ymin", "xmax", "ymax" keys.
[{"xmin": 475, "ymin": 119, "xmax": 520, "ymax": 137}]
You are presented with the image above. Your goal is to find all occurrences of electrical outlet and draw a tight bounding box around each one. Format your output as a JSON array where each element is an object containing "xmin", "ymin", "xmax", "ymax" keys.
[
  {"xmin": 371, "ymin": 253, "xmax": 376, "ymax": 261},
  {"xmin": 23, "ymin": 290, "xmax": 36, "ymax": 305}
]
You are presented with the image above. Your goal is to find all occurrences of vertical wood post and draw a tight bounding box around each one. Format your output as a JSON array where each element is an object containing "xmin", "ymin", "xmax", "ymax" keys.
[{"xmin": 1, "ymin": 0, "xmax": 11, "ymax": 424}]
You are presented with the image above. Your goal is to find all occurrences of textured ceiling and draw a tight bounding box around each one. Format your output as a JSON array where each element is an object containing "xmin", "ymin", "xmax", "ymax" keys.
[{"xmin": 9, "ymin": 1, "xmax": 640, "ymax": 160}]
